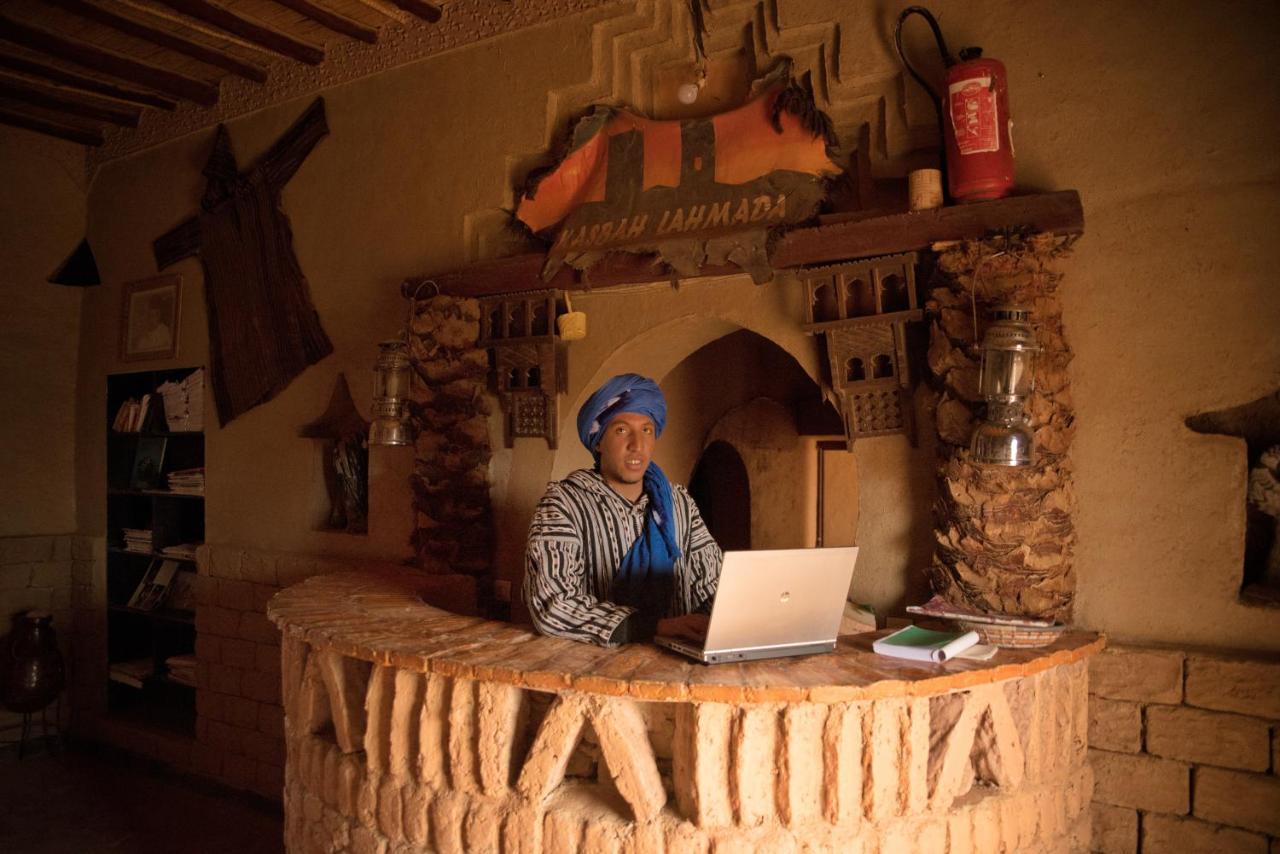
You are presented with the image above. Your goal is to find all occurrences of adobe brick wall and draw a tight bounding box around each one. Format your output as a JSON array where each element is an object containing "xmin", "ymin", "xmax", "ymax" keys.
[
  {"xmin": 1089, "ymin": 644, "xmax": 1280, "ymax": 853},
  {"xmin": 271, "ymin": 571, "xmax": 1102, "ymax": 853},
  {"xmin": 0, "ymin": 534, "xmax": 97, "ymax": 738},
  {"xmin": 189, "ymin": 544, "xmax": 478, "ymax": 800}
]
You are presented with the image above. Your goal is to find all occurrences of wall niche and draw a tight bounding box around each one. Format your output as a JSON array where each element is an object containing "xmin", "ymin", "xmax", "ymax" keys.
[{"xmin": 1186, "ymin": 389, "xmax": 1280, "ymax": 604}]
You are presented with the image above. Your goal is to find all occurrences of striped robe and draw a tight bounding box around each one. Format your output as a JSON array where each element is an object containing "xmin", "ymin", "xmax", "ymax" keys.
[{"xmin": 524, "ymin": 469, "xmax": 722, "ymax": 646}]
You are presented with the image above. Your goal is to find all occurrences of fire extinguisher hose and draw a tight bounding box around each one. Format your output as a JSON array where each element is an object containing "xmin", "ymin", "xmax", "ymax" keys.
[{"xmin": 894, "ymin": 6, "xmax": 955, "ymax": 192}]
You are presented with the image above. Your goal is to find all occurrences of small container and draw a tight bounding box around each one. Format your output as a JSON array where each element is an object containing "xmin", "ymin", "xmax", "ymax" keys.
[
  {"xmin": 557, "ymin": 292, "xmax": 587, "ymax": 342},
  {"xmin": 908, "ymin": 168, "xmax": 944, "ymax": 211},
  {"xmin": 3, "ymin": 610, "xmax": 65, "ymax": 713}
]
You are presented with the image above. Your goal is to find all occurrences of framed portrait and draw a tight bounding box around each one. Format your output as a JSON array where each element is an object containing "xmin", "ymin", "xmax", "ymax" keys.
[{"xmin": 121, "ymin": 274, "xmax": 181, "ymax": 361}]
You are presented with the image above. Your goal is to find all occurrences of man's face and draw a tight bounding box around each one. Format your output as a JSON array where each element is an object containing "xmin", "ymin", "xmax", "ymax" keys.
[{"xmin": 597, "ymin": 411, "xmax": 656, "ymax": 494}]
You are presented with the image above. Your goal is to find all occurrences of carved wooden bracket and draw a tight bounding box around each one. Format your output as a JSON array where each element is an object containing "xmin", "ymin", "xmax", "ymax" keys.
[
  {"xmin": 478, "ymin": 289, "xmax": 560, "ymax": 449},
  {"xmin": 799, "ymin": 251, "xmax": 923, "ymax": 445}
]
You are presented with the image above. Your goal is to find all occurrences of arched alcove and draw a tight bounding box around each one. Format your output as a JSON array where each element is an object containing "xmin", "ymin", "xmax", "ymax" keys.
[{"xmin": 688, "ymin": 441, "xmax": 751, "ymax": 552}]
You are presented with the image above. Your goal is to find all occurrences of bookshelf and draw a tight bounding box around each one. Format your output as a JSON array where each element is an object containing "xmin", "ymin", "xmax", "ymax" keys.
[{"xmin": 105, "ymin": 368, "xmax": 204, "ymax": 737}]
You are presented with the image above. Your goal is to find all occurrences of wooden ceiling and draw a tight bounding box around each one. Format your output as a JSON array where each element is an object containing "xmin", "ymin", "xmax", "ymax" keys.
[{"xmin": 0, "ymin": 0, "xmax": 449, "ymax": 147}]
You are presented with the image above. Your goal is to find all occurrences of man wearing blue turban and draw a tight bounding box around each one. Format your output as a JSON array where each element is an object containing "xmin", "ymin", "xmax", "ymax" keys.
[{"xmin": 524, "ymin": 374, "xmax": 723, "ymax": 645}]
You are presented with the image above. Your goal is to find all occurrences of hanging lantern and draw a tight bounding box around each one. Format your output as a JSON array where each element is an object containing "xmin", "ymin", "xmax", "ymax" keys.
[
  {"xmin": 970, "ymin": 306, "xmax": 1039, "ymax": 466},
  {"xmin": 369, "ymin": 339, "xmax": 412, "ymax": 446},
  {"xmin": 368, "ymin": 281, "xmax": 436, "ymax": 447}
]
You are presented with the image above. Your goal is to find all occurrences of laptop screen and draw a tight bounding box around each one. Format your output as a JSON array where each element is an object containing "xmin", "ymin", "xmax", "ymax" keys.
[{"xmin": 702, "ymin": 547, "xmax": 859, "ymax": 654}]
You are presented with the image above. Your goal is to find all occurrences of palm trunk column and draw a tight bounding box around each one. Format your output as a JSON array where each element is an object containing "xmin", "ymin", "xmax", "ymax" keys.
[{"xmin": 925, "ymin": 234, "xmax": 1078, "ymax": 623}]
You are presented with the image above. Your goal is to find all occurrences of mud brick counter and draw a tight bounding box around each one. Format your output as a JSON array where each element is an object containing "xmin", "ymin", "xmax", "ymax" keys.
[{"xmin": 268, "ymin": 571, "xmax": 1103, "ymax": 853}]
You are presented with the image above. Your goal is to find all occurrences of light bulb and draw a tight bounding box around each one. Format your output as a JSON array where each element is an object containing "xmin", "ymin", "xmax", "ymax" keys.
[{"xmin": 677, "ymin": 81, "xmax": 701, "ymax": 104}]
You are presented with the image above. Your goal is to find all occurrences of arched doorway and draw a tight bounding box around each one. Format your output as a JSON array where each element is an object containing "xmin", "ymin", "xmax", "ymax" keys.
[{"xmin": 688, "ymin": 440, "xmax": 751, "ymax": 552}]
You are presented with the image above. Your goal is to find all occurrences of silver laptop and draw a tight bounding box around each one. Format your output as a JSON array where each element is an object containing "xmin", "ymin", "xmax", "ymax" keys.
[{"xmin": 654, "ymin": 546, "xmax": 859, "ymax": 664}]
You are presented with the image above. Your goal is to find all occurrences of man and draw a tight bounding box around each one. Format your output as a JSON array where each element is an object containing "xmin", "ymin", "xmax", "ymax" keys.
[{"xmin": 524, "ymin": 373, "xmax": 723, "ymax": 646}]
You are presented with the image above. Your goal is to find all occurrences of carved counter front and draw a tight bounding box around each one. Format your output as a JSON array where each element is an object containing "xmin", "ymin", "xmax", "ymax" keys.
[{"xmin": 267, "ymin": 570, "xmax": 1103, "ymax": 853}]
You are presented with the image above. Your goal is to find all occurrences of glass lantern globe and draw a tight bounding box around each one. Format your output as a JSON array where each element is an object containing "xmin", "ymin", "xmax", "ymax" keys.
[
  {"xmin": 971, "ymin": 306, "xmax": 1040, "ymax": 467},
  {"xmin": 369, "ymin": 339, "xmax": 412, "ymax": 446}
]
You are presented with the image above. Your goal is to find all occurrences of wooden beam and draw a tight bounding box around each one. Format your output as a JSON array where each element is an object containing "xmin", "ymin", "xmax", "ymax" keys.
[
  {"xmin": 426, "ymin": 253, "xmax": 569, "ymax": 298},
  {"xmin": 272, "ymin": 0, "xmax": 378, "ymax": 44},
  {"xmin": 0, "ymin": 105, "xmax": 101, "ymax": 145},
  {"xmin": 45, "ymin": 0, "xmax": 268, "ymax": 83},
  {"xmin": 0, "ymin": 53, "xmax": 177, "ymax": 110},
  {"xmin": 426, "ymin": 190, "xmax": 1087, "ymax": 297},
  {"xmin": 0, "ymin": 13, "xmax": 218, "ymax": 106},
  {"xmin": 0, "ymin": 73, "xmax": 140, "ymax": 126},
  {"xmin": 388, "ymin": 0, "xmax": 442, "ymax": 24},
  {"xmin": 771, "ymin": 190, "xmax": 1085, "ymax": 268},
  {"xmin": 159, "ymin": 0, "xmax": 325, "ymax": 65}
]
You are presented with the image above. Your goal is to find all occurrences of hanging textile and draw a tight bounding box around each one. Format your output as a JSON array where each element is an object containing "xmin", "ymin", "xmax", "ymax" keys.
[{"xmin": 154, "ymin": 97, "xmax": 333, "ymax": 425}]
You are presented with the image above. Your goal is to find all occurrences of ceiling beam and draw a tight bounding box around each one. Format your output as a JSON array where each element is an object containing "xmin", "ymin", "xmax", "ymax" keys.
[
  {"xmin": 271, "ymin": 0, "xmax": 378, "ymax": 44},
  {"xmin": 0, "ymin": 13, "xmax": 218, "ymax": 106},
  {"xmin": 158, "ymin": 0, "xmax": 325, "ymax": 65},
  {"xmin": 387, "ymin": 0, "xmax": 442, "ymax": 24},
  {"xmin": 0, "ymin": 53, "xmax": 177, "ymax": 110},
  {"xmin": 0, "ymin": 105, "xmax": 102, "ymax": 146},
  {"xmin": 0, "ymin": 73, "xmax": 141, "ymax": 126},
  {"xmin": 45, "ymin": 0, "xmax": 267, "ymax": 83}
]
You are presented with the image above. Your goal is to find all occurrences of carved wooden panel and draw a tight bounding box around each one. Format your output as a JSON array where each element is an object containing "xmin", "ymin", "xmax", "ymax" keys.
[
  {"xmin": 800, "ymin": 253, "xmax": 923, "ymax": 444},
  {"xmin": 479, "ymin": 290, "xmax": 559, "ymax": 448}
]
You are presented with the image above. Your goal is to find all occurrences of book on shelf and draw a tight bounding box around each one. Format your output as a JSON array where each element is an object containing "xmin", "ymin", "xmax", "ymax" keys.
[
  {"xmin": 135, "ymin": 394, "xmax": 152, "ymax": 431},
  {"xmin": 111, "ymin": 399, "xmax": 132, "ymax": 432},
  {"xmin": 872, "ymin": 625, "xmax": 982, "ymax": 663},
  {"xmin": 127, "ymin": 559, "xmax": 180, "ymax": 610},
  {"xmin": 165, "ymin": 569, "xmax": 197, "ymax": 612},
  {"xmin": 108, "ymin": 657, "xmax": 153, "ymax": 688},
  {"xmin": 111, "ymin": 393, "xmax": 159, "ymax": 432},
  {"xmin": 129, "ymin": 437, "xmax": 168, "ymax": 489}
]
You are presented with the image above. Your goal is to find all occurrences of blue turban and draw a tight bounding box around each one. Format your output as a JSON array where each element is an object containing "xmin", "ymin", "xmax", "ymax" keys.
[{"xmin": 577, "ymin": 374, "xmax": 681, "ymax": 614}]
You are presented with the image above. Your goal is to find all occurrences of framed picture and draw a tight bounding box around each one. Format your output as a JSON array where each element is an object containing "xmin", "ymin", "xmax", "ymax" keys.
[
  {"xmin": 121, "ymin": 274, "xmax": 180, "ymax": 361},
  {"xmin": 130, "ymin": 437, "xmax": 168, "ymax": 489}
]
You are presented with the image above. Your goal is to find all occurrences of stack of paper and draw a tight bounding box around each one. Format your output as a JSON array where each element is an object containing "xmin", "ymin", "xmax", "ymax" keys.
[
  {"xmin": 184, "ymin": 369, "xmax": 204, "ymax": 430},
  {"xmin": 160, "ymin": 542, "xmax": 199, "ymax": 561},
  {"xmin": 157, "ymin": 368, "xmax": 205, "ymax": 432},
  {"xmin": 121, "ymin": 528, "xmax": 154, "ymax": 553},
  {"xmin": 165, "ymin": 654, "xmax": 197, "ymax": 688},
  {"xmin": 109, "ymin": 658, "xmax": 152, "ymax": 688},
  {"xmin": 166, "ymin": 467, "xmax": 204, "ymax": 495}
]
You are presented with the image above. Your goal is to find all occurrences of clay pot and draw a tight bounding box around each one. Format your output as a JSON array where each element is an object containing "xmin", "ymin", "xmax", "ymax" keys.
[{"xmin": 3, "ymin": 610, "xmax": 66, "ymax": 713}]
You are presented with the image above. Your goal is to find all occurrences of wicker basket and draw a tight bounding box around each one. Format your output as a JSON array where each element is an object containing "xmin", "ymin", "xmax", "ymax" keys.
[{"xmin": 958, "ymin": 619, "xmax": 1064, "ymax": 649}]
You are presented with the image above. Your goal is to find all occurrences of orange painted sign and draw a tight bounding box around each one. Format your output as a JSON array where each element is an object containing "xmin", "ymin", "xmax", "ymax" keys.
[{"xmin": 516, "ymin": 86, "xmax": 841, "ymax": 258}]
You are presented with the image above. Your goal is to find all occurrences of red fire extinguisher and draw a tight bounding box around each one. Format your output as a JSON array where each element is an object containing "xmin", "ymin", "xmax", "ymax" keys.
[{"xmin": 895, "ymin": 7, "xmax": 1014, "ymax": 202}]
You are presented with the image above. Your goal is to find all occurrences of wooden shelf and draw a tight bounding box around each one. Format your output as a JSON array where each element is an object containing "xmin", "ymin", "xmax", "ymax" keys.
[
  {"xmin": 105, "ymin": 367, "xmax": 204, "ymax": 746},
  {"xmin": 108, "ymin": 488, "xmax": 204, "ymax": 500},
  {"xmin": 425, "ymin": 190, "xmax": 1085, "ymax": 297},
  {"xmin": 106, "ymin": 678, "xmax": 196, "ymax": 738},
  {"xmin": 107, "ymin": 546, "xmax": 198, "ymax": 560},
  {"xmin": 109, "ymin": 430, "xmax": 204, "ymax": 438},
  {"xmin": 771, "ymin": 190, "xmax": 1084, "ymax": 268},
  {"xmin": 108, "ymin": 603, "xmax": 195, "ymax": 626}
]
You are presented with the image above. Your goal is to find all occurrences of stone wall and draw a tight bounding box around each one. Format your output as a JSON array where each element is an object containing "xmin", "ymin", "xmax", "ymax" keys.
[{"xmin": 1089, "ymin": 644, "xmax": 1280, "ymax": 852}]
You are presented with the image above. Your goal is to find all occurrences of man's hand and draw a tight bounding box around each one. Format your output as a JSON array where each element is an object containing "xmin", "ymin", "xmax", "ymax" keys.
[{"xmin": 656, "ymin": 613, "xmax": 709, "ymax": 643}]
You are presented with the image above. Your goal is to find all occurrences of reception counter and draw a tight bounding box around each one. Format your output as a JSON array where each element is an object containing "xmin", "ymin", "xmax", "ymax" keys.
[{"xmin": 267, "ymin": 570, "xmax": 1102, "ymax": 853}]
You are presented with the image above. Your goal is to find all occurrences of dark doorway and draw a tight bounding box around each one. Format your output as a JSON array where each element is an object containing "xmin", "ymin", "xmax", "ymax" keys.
[{"xmin": 688, "ymin": 440, "xmax": 751, "ymax": 552}]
